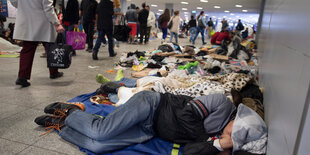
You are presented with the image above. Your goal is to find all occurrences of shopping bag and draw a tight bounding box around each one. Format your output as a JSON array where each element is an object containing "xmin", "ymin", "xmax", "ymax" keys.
[
  {"xmin": 66, "ymin": 28, "xmax": 86, "ymax": 50},
  {"xmin": 47, "ymin": 34, "xmax": 73, "ymax": 69}
]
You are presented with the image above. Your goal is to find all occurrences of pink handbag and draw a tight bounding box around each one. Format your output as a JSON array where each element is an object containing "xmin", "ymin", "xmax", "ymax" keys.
[{"xmin": 66, "ymin": 29, "xmax": 86, "ymax": 50}]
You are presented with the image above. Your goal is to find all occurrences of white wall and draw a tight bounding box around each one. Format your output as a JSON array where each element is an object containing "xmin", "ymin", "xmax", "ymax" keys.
[{"xmin": 259, "ymin": 0, "xmax": 310, "ymax": 154}]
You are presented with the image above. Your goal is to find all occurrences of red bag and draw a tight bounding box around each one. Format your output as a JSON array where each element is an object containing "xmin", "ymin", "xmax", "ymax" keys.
[{"xmin": 66, "ymin": 28, "xmax": 86, "ymax": 50}]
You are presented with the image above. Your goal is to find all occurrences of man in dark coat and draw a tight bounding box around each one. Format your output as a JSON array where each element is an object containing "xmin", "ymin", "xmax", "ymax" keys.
[
  {"xmin": 138, "ymin": 3, "xmax": 149, "ymax": 44},
  {"xmin": 62, "ymin": 0, "xmax": 79, "ymax": 55},
  {"xmin": 80, "ymin": 0, "xmax": 98, "ymax": 52},
  {"xmin": 35, "ymin": 90, "xmax": 240, "ymax": 154},
  {"xmin": 92, "ymin": 0, "xmax": 116, "ymax": 60}
]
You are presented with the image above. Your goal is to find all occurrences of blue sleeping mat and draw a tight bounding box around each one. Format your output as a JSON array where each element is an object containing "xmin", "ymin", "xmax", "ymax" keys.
[{"xmin": 68, "ymin": 92, "xmax": 183, "ymax": 155}]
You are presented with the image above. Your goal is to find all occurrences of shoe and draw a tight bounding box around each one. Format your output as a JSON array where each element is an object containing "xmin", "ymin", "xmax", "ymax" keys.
[
  {"xmin": 44, "ymin": 102, "xmax": 85, "ymax": 116},
  {"xmin": 110, "ymin": 52, "xmax": 117, "ymax": 57},
  {"xmin": 92, "ymin": 52, "xmax": 98, "ymax": 60},
  {"xmin": 50, "ymin": 72, "xmax": 64, "ymax": 79},
  {"xmin": 15, "ymin": 78, "xmax": 31, "ymax": 87},
  {"xmin": 34, "ymin": 115, "xmax": 65, "ymax": 135}
]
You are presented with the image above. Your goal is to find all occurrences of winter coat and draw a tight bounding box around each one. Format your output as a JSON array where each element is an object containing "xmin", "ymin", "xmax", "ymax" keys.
[
  {"xmin": 96, "ymin": 0, "xmax": 114, "ymax": 31},
  {"xmin": 138, "ymin": 8, "xmax": 149, "ymax": 27},
  {"xmin": 11, "ymin": 0, "xmax": 60, "ymax": 42},
  {"xmin": 147, "ymin": 11, "xmax": 156, "ymax": 27},
  {"xmin": 169, "ymin": 15, "xmax": 181, "ymax": 33},
  {"xmin": 125, "ymin": 4, "xmax": 138, "ymax": 23},
  {"xmin": 62, "ymin": 0, "xmax": 79, "ymax": 25},
  {"xmin": 153, "ymin": 93, "xmax": 236, "ymax": 144}
]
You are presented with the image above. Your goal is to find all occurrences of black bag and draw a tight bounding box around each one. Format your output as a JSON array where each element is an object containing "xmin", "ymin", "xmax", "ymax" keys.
[
  {"xmin": 46, "ymin": 34, "xmax": 73, "ymax": 69},
  {"xmin": 113, "ymin": 16, "xmax": 132, "ymax": 41},
  {"xmin": 168, "ymin": 18, "xmax": 173, "ymax": 29}
]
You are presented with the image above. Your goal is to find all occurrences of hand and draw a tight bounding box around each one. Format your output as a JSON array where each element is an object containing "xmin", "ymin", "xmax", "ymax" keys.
[
  {"xmin": 56, "ymin": 24, "xmax": 65, "ymax": 33},
  {"xmin": 219, "ymin": 134, "xmax": 233, "ymax": 150}
]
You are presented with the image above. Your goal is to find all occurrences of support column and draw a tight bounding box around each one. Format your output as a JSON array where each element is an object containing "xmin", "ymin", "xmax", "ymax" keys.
[
  {"xmin": 120, "ymin": 0, "xmax": 127, "ymax": 13},
  {"xmin": 165, "ymin": 3, "xmax": 174, "ymax": 16}
]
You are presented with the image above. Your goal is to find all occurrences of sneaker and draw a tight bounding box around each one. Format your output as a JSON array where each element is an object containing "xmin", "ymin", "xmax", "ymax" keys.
[
  {"xmin": 44, "ymin": 102, "xmax": 85, "ymax": 116},
  {"xmin": 50, "ymin": 72, "xmax": 64, "ymax": 79},
  {"xmin": 15, "ymin": 77, "xmax": 31, "ymax": 87},
  {"xmin": 110, "ymin": 52, "xmax": 117, "ymax": 57},
  {"xmin": 34, "ymin": 115, "xmax": 65, "ymax": 135}
]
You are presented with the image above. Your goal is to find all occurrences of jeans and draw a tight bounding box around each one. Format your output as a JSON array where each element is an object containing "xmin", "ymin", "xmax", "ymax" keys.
[
  {"xmin": 60, "ymin": 91, "xmax": 161, "ymax": 154},
  {"xmin": 162, "ymin": 28, "xmax": 168, "ymax": 39},
  {"xmin": 193, "ymin": 26, "xmax": 206, "ymax": 44},
  {"xmin": 189, "ymin": 27, "xmax": 197, "ymax": 43},
  {"xmin": 170, "ymin": 32, "xmax": 178, "ymax": 43},
  {"xmin": 83, "ymin": 21, "xmax": 95, "ymax": 49},
  {"xmin": 93, "ymin": 30, "xmax": 114, "ymax": 56}
]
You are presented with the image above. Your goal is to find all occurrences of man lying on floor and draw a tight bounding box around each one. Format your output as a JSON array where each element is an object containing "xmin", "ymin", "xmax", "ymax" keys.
[{"xmin": 35, "ymin": 90, "xmax": 241, "ymax": 154}]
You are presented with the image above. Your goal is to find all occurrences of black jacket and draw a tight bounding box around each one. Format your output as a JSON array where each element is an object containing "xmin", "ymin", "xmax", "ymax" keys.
[
  {"xmin": 62, "ymin": 0, "xmax": 79, "ymax": 25},
  {"xmin": 153, "ymin": 93, "xmax": 209, "ymax": 144},
  {"xmin": 80, "ymin": 0, "xmax": 98, "ymax": 23},
  {"xmin": 96, "ymin": 0, "xmax": 114, "ymax": 31},
  {"xmin": 138, "ymin": 8, "xmax": 149, "ymax": 27}
]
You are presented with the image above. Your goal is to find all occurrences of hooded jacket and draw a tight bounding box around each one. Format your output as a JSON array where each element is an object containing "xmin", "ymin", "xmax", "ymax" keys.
[
  {"xmin": 125, "ymin": 4, "xmax": 138, "ymax": 23},
  {"xmin": 153, "ymin": 93, "xmax": 236, "ymax": 144}
]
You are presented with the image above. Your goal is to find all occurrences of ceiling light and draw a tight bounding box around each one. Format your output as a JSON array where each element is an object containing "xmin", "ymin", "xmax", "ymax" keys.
[
  {"xmin": 197, "ymin": 7, "xmax": 203, "ymax": 10},
  {"xmin": 235, "ymin": 5, "xmax": 243, "ymax": 8},
  {"xmin": 158, "ymin": 9, "xmax": 163, "ymax": 12},
  {"xmin": 151, "ymin": 4, "xmax": 158, "ymax": 7},
  {"xmin": 230, "ymin": 13, "xmax": 234, "ymax": 15},
  {"xmin": 242, "ymin": 10, "xmax": 248, "ymax": 12},
  {"xmin": 200, "ymin": 0, "xmax": 208, "ymax": 2},
  {"xmin": 214, "ymin": 6, "xmax": 221, "ymax": 9},
  {"xmin": 181, "ymin": 2, "xmax": 189, "ymax": 4},
  {"xmin": 224, "ymin": 10, "xmax": 230, "ymax": 13},
  {"xmin": 182, "ymin": 8, "xmax": 188, "ymax": 11}
]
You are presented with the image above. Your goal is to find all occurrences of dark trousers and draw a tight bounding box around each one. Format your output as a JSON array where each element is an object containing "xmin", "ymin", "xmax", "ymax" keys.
[
  {"xmin": 18, "ymin": 41, "xmax": 58, "ymax": 79},
  {"xmin": 145, "ymin": 26, "xmax": 151, "ymax": 43},
  {"xmin": 139, "ymin": 25, "xmax": 148, "ymax": 43},
  {"xmin": 83, "ymin": 21, "xmax": 95, "ymax": 49},
  {"xmin": 93, "ymin": 30, "xmax": 114, "ymax": 56}
]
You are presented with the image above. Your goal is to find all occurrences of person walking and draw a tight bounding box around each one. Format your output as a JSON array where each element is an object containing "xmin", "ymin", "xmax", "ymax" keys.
[
  {"xmin": 61, "ymin": 0, "xmax": 79, "ymax": 56},
  {"xmin": 188, "ymin": 15, "xmax": 197, "ymax": 43},
  {"xmin": 138, "ymin": 3, "xmax": 149, "ymax": 44},
  {"xmin": 235, "ymin": 19, "xmax": 244, "ymax": 36},
  {"xmin": 125, "ymin": 4, "xmax": 138, "ymax": 44},
  {"xmin": 92, "ymin": 0, "xmax": 117, "ymax": 60},
  {"xmin": 113, "ymin": 0, "xmax": 123, "ymax": 49},
  {"xmin": 158, "ymin": 9, "xmax": 170, "ymax": 43},
  {"xmin": 169, "ymin": 11, "xmax": 181, "ymax": 44},
  {"xmin": 145, "ymin": 5, "xmax": 156, "ymax": 44},
  {"xmin": 80, "ymin": 0, "xmax": 98, "ymax": 53},
  {"xmin": 221, "ymin": 18, "xmax": 229, "ymax": 31},
  {"xmin": 193, "ymin": 11, "xmax": 207, "ymax": 45},
  {"xmin": 207, "ymin": 17, "xmax": 214, "ymax": 39},
  {"xmin": 11, "ymin": 0, "xmax": 65, "ymax": 87}
]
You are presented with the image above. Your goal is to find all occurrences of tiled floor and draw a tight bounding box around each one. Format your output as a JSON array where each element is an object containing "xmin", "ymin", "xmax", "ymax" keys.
[{"xmin": 0, "ymin": 36, "xmax": 209, "ymax": 154}]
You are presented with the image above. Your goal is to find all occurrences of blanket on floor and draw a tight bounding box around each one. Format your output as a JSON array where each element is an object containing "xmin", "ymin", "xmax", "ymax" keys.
[{"xmin": 68, "ymin": 92, "xmax": 183, "ymax": 155}]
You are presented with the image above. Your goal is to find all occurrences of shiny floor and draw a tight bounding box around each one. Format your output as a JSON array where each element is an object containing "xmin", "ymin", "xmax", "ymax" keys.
[{"xmin": 0, "ymin": 36, "xmax": 209, "ymax": 154}]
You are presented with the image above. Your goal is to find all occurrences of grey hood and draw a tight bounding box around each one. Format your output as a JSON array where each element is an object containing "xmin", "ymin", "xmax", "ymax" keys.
[{"xmin": 194, "ymin": 94, "xmax": 236, "ymax": 134}]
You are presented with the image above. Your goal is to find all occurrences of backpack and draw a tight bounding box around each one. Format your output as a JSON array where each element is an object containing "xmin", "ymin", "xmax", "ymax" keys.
[{"xmin": 198, "ymin": 17, "xmax": 204, "ymax": 27}]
